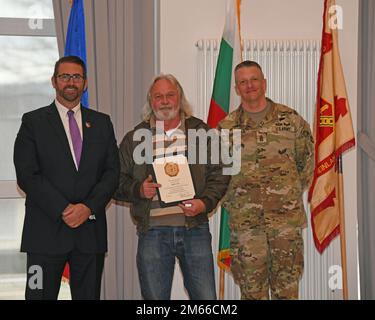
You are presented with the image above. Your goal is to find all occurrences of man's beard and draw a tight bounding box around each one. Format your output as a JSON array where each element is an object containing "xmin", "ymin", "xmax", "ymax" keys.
[
  {"xmin": 153, "ymin": 105, "xmax": 180, "ymax": 121},
  {"xmin": 60, "ymin": 85, "xmax": 82, "ymax": 102}
]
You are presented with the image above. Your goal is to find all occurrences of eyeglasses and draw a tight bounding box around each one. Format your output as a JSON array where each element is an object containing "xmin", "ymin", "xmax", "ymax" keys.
[{"xmin": 57, "ymin": 73, "xmax": 85, "ymax": 83}]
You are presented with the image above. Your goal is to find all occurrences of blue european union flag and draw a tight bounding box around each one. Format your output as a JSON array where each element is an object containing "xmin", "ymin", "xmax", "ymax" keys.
[{"xmin": 64, "ymin": 0, "xmax": 89, "ymax": 108}]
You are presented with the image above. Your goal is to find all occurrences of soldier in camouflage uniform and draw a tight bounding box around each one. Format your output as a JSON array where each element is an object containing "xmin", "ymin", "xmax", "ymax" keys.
[{"xmin": 218, "ymin": 61, "xmax": 314, "ymax": 300}]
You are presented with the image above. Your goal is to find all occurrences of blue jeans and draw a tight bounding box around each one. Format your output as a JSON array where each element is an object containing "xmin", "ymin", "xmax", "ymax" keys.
[{"xmin": 137, "ymin": 223, "xmax": 217, "ymax": 300}]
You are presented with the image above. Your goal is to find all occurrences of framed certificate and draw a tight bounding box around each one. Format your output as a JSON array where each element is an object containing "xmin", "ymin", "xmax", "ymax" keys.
[{"xmin": 152, "ymin": 154, "xmax": 196, "ymax": 207}]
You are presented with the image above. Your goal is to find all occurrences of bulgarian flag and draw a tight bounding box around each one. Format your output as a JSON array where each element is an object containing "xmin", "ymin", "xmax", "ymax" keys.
[
  {"xmin": 62, "ymin": 0, "xmax": 88, "ymax": 282},
  {"xmin": 207, "ymin": 0, "xmax": 242, "ymax": 271},
  {"xmin": 308, "ymin": 0, "xmax": 355, "ymax": 253}
]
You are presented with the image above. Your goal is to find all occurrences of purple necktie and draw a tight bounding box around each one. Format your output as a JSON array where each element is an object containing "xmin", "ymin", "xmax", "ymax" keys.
[{"xmin": 67, "ymin": 110, "xmax": 82, "ymax": 167}]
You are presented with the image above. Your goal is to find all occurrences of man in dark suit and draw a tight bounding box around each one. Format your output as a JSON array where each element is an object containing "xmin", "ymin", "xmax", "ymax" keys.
[{"xmin": 13, "ymin": 56, "xmax": 120, "ymax": 300}]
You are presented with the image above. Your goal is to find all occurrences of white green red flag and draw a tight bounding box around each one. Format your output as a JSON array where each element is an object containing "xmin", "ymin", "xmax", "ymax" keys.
[
  {"xmin": 308, "ymin": 0, "xmax": 355, "ymax": 253},
  {"xmin": 207, "ymin": 0, "xmax": 242, "ymax": 271}
]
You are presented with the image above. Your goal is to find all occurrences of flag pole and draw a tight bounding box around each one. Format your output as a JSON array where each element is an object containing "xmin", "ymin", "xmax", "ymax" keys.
[
  {"xmin": 212, "ymin": 0, "xmax": 242, "ymax": 299},
  {"xmin": 219, "ymin": 269, "xmax": 225, "ymax": 300},
  {"xmin": 337, "ymin": 155, "xmax": 348, "ymax": 299}
]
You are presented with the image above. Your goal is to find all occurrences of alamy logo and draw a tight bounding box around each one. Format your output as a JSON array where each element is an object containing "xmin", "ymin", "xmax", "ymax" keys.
[
  {"xmin": 28, "ymin": 265, "xmax": 43, "ymax": 290},
  {"xmin": 328, "ymin": 265, "xmax": 342, "ymax": 290},
  {"xmin": 132, "ymin": 121, "xmax": 242, "ymax": 176},
  {"xmin": 328, "ymin": 5, "xmax": 343, "ymax": 30},
  {"xmin": 27, "ymin": 3, "xmax": 50, "ymax": 30}
]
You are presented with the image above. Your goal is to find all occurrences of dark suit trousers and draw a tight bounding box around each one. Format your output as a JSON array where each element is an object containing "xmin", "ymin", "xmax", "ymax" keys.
[{"xmin": 25, "ymin": 249, "xmax": 104, "ymax": 300}]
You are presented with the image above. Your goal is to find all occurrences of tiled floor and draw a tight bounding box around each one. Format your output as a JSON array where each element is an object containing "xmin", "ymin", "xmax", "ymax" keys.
[{"xmin": 0, "ymin": 274, "xmax": 72, "ymax": 300}]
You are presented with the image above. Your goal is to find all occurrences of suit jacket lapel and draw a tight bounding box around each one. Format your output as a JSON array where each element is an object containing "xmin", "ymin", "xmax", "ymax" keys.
[
  {"xmin": 80, "ymin": 107, "xmax": 92, "ymax": 168},
  {"xmin": 47, "ymin": 102, "xmax": 71, "ymax": 153},
  {"xmin": 46, "ymin": 102, "xmax": 77, "ymax": 171}
]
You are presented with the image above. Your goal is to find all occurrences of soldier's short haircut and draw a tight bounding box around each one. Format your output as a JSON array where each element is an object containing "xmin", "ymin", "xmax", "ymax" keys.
[{"xmin": 234, "ymin": 60, "xmax": 263, "ymax": 73}]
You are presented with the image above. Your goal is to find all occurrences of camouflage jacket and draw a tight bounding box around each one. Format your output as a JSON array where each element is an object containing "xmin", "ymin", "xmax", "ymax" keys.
[{"xmin": 218, "ymin": 99, "xmax": 314, "ymax": 231}]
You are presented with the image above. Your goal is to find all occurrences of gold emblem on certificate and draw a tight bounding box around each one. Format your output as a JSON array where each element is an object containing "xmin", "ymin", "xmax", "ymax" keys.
[
  {"xmin": 152, "ymin": 154, "xmax": 195, "ymax": 207},
  {"xmin": 164, "ymin": 162, "xmax": 179, "ymax": 177}
]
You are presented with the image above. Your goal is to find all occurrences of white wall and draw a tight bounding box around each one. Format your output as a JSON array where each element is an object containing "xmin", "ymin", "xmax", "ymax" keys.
[{"xmin": 160, "ymin": 0, "xmax": 358, "ymax": 299}]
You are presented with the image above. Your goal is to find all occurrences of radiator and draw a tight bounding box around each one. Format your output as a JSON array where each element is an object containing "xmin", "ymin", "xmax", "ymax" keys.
[{"xmin": 196, "ymin": 39, "xmax": 342, "ymax": 300}]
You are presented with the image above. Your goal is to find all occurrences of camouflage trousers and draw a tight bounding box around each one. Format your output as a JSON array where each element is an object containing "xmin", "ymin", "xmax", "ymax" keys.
[{"xmin": 230, "ymin": 226, "xmax": 304, "ymax": 300}]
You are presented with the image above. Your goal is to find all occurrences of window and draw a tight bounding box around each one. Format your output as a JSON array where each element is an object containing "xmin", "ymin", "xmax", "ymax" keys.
[
  {"xmin": 0, "ymin": 0, "xmax": 71, "ymax": 300},
  {"xmin": 0, "ymin": 35, "xmax": 58, "ymax": 181},
  {"xmin": 0, "ymin": 0, "xmax": 54, "ymax": 18}
]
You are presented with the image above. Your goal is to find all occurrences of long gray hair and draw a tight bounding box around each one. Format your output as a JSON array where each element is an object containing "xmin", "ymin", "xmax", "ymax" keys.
[{"xmin": 142, "ymin": 74, "xmax": 193, "ymax": 122}]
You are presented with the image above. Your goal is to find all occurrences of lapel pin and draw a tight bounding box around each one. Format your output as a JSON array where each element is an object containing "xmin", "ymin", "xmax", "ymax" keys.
[{"xmin": 85, "ymin": 122, "xmax": 91, "ymax": 128}]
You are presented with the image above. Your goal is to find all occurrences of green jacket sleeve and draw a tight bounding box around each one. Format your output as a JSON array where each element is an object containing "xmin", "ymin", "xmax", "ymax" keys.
[
  {"xmin": 295, "ymin": 117, "xmax": 315, "ymax": 191},
  {"xmin": 198, "ymin": 126, "xmax": 231, "ymax": 213},
  {"xmin": 113, "ymin": 131, "xmax": 143, "ymax": 202}
]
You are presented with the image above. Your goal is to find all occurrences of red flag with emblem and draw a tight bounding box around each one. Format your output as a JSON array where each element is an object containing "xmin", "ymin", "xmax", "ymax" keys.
[{"xmin": 308, "ymin": 0, "xmax": 355, "ymax": 253}]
